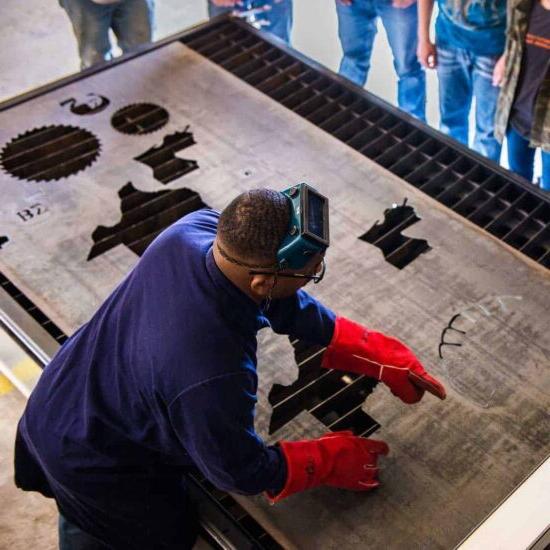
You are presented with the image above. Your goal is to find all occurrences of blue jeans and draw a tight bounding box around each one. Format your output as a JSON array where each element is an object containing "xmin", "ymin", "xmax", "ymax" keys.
[
  {"xmin": 507, "ymin": 126, "xmax": 550, "ymax": 190},
  {"xmin": 208, "ymin": 0, "xmax": 293, "ymax": 44},
  {"xmin": 335, "ymin": 0, "xmax": 426, "ymax": 121},
  {"xmin": 59, "ymin": 515, "xmax": 109, "ymax": 550},
  {"xmin": 59, "ymin": 0, "xmax": 155, "ymax": 69},
  {"xmin": 436, "ymin": 45, "xmax": 501, "ymax": 163}
]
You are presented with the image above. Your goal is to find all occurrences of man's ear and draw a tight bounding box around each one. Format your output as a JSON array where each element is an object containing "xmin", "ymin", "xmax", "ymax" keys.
[{"xmin": 249, "ymin": 274, "xmax": 276, "ymax": 298}]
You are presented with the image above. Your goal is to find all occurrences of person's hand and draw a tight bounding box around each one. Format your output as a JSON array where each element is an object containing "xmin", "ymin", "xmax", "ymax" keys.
[
  {"xmin": 211, "ymin": 0, "xmax": 239, "ymax": 6},
  {"xmin": 417, "ymin": 39, "xmax": 437, "ymax": 69},
  {"xmin": 392, "ymin": 0, "xmax": 416, "ymax": 8},
  {"xmin": 337, "ymin": 0, "xmax": 353, "ymax": 6},
  {"xmin": 492, "ymin": 54, "xmax": 506, "ymax": 87},
  {"xmin": 268, "ymin": 431, "xmax": 389, "ymax": 502},
  {"xmin": 322, "ymin": 317, "xmax": 447, "ymax": 404}
]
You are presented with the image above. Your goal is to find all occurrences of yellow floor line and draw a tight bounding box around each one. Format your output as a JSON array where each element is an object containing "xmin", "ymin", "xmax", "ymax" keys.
[
  {"xmin": 0, "ymin": 373, "xmax": 13, "ymax": 395},
  {"xmin": 0, "ymin": 357, "xmax": 40, "ymax": 396}
]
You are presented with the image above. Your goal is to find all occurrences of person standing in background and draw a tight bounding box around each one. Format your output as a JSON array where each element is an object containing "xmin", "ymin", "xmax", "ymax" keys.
[
  {"xmin": 59, "ymin": 0, "xmax": 154, "ymax": 69},
  {"xmin": 417, "ymin": 0, "xmax": 506, "ymax": 162},
  {"xmin": 335, "ymin": 0, "xmax": 426, "ymax": 121},
  {"xmin": 208, "ymin": 0, "xmax": 293, "ymax": 44},
  {"xmin": 493, "ymin": 0, "xmax": 550, "ymax": 191}
]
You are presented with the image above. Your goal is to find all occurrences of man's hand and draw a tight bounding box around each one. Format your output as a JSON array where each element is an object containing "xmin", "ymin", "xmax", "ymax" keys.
[
  {"xmin": 392, "ymin": 0, "xmax": 416, "ymax": 8},
  {"xmin": 211, "ymin": 0, "xmax": 240, "ymax": 6},
  {"xmin": 417, "ymin": 39, "xmax": 437, "ymax": 68},
  {"xmin": 337, "ymin": 0, "xmax": 353, "ymax": 6},
  {"xmin": 322, "ymin": 317, "xmax": 447, "ymax": 404},
  {"xmin": 268, "ymin": 431, "xmax": 389, "ymax": 502},
  {"xmin": 492, "ymin": 54, "xmax": 506, "ymax": 87}
]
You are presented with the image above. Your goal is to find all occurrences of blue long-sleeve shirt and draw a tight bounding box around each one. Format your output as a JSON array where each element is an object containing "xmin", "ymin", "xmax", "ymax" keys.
[{"xmin": 16, "ymin": 208, "xmax": 335, "ymax": 546}]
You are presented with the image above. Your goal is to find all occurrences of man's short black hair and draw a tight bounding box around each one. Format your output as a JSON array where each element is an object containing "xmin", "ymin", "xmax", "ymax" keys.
[{"xmin": 218, "ymin": 188, "xmax": 290, "ymax": 263}]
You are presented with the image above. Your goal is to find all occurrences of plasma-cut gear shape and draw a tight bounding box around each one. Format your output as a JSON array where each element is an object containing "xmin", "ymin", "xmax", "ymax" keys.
[
  {"xmin": 359, "ymin": 198, "xmax": 431, "ymax": 269},
  {"xmin": 134, "ymin": 127, "xmax": 199, "ymax": 184},
  {"xmin": 87, "ymin": 181, "xmax": 208, "ymax": 260},
  {"xmin": 111, "ymin": 103, "xmax": 169, "ymax": 135},
  {"xmin": 0, "ymin": 125, "xmax": 101, "ymax": 182},
  {"xmin": 268, "ymin": 339, "xmax": 380, "ymax": 436}
]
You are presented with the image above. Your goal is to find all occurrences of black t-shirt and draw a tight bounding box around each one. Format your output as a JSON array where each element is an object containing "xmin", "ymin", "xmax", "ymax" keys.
[{"xmin": 509, "ymin": 0, "xmax": 550, "ymax": 138}]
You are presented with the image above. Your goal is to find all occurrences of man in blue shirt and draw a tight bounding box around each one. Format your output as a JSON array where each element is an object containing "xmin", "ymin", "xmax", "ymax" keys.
[
  {"xmin": 15, "ymin": 186, "xmax": 445, "ymax": 549},
  {"xmin": 417, "ymin": 0, "xmax": 507, "ymax": 162}
]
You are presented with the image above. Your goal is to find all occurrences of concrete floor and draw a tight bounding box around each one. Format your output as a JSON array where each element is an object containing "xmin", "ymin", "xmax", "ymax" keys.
[{"xmin": 0, "ymin": 333, "xmax": 58, "ymax": 549}]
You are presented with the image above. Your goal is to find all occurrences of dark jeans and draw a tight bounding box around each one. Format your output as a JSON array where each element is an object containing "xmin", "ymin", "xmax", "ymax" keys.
[
  {"xmin": 59, "ymin": 515, "xmax": 110, "ymax": 550},
  {"xmin": 507, "ymin": 126, "xmax": 550, "ymax": 190}
]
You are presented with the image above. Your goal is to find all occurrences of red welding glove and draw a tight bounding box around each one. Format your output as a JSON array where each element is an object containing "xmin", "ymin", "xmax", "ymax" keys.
[
  {"xmin": 268, "ymin": 431, "xmax": 389, "ymax": 503},
  {"xmin": 322, "ymin": 316, "xmax": 446, "ymax": 404}
]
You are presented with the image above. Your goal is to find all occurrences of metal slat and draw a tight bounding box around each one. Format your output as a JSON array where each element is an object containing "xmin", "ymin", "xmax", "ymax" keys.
[{"xmin": 182, "ymin": 21, "xmax": 550, "ymax": 269}]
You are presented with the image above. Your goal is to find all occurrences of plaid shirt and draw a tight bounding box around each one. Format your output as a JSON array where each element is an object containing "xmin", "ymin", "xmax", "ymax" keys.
[{"xmin": 495, "ymin": 0, "xmax": 550, "ymax": 151}]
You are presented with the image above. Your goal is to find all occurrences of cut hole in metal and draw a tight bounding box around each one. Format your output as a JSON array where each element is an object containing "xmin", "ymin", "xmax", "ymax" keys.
[
  {"xmin": 60, "ymin": 93, "xmax": 110, "ymax": 116},
  {"xmin": 268, "ymin": 339, "xmax": 379, "ymax": 436},
  {"xmin": 359, "ymin": 198, "xmax": 431, "ymax": 269},
  {"xmin": 134, "ymin": 127, "xmax": 199, "ymax": 184},
  {"xmin": 111, "ymin": 102, "xmax": 169, "ymax": 135},
  {"xmin": 0, "ymin": 236, "xmax": 8, "ymax": 249},
  {"xmin": 87, "ymin": 181, "xmax": 208, "ymax": 260},
  {"xmin": 0, "ymin": 125, "xmax": 101, "ymax": 182}
]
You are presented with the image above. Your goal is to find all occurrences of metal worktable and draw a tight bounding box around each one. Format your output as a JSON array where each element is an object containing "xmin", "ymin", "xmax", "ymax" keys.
[{"xmin": 1, "ymin": 17, "xmax": 549, "ymax": 549}]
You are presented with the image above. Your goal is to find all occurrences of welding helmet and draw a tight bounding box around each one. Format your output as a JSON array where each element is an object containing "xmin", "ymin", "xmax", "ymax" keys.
[{"xmin": 277, "ymin": 183, "xmax": 330, "ymax": 270}]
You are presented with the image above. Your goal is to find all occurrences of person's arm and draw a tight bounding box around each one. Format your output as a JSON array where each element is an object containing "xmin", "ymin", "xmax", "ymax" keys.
[
  {"xmin": 210, "ymin": 0, "xmax": 238, "ymax": 6},
  {"xmin": 264, "ymin": 289, "xmax": 336, "ymax": 346},
  {"xmin": 417, "ymin": 0, "xmax": 437, "ymax": 68},
  {"xmin": 492, "ymin": 54, "xmax": 506, "ymax": 86},
  {"xmin": 168, "ymin": 371, "xmax": 390, "ymax": 501},
  {"xmin": 168, "ymin": 371, "xmax": 286, "ymax": 495},
  {"xmin": 393, "ymin": 0, "xmax": 416, "ymax": 9}
]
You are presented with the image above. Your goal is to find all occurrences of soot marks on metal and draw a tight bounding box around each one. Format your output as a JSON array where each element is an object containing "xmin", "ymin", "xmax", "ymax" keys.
[
  {"xmin": 359, "ymin": 198, "xmax": 431, "ymax": 269},
  {"xmin": 134, "ymin": 127, "xmax": 198, "ymax": 184},
  {"xmin": 438, "ymin": 313, "xmax": 466, "ymax": 359},
  {"xmin": 87, "ymin": 181, "xmax": 208, "ymax": 260},
  {"xmin": 437, "ymin": 296, "xmax": 525, "ymax": 409},
  {"xmin": 0, "ymin": 236, "xmax": 8, "ymax": 249},
  {"xmin": 0, "ymin": 125, "xmax": 101, "ymax": 182},
  {"xmin": 111, "ymin": 103, "xmax": 169, "ymax": 135},
  {"xmin": 60, "ymin": 93, "xmax": 110, "ymax": 116},
  {"xmin": 268, "ymin": 339, "xmax": 380, "ymax": 436}
]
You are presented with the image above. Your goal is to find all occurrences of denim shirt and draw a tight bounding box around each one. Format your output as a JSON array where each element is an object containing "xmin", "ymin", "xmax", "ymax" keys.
[{"xmin": 436, "ymin": 0, "xmax": 507, "ymax": 56}]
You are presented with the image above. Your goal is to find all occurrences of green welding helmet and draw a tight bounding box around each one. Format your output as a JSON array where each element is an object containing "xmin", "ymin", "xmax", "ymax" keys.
[{"xmin": 277, "ymin": 183, "xmax": 330, "ymax": 270}]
